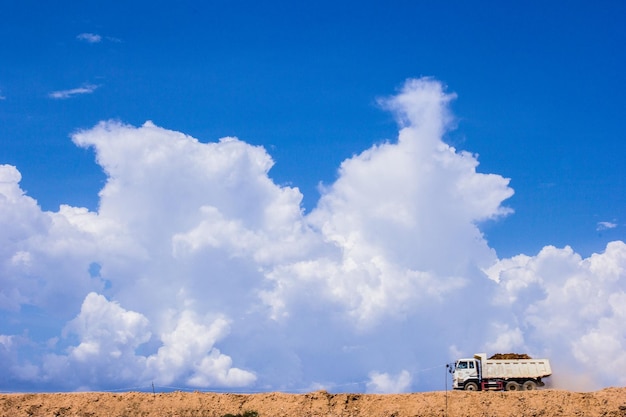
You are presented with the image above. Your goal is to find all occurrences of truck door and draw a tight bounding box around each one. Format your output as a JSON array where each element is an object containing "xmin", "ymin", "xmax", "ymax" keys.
[{"xmin": 468, "ymin": 360, "xmax": 478, "ymax": 379}]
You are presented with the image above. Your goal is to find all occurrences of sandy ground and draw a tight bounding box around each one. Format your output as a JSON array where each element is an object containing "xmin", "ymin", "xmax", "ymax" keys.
[{"xmin": 1, "ymin": 388, "xmax": 625, "ymax": 417}]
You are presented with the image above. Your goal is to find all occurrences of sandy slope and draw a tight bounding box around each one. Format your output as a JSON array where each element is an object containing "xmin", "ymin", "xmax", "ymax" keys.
[{"xmin": 1, "ymin": 388, "xmax": 625, "ymax": 417}]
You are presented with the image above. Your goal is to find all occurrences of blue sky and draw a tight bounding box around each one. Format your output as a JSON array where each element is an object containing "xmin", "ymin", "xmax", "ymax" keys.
[
  {"xmin": 2, "ymin": 1, "xmax": 625, "ymax": 255},
  {"xmin": 0, "ymin": 1, "xmax": 625, "ymax": 393}
]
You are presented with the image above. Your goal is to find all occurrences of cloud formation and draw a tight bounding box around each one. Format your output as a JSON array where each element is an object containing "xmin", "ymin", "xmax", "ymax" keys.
[
  {"xmin": 366, "ymin": 370, "xmax": 412, "ymax": 393},
  {"xmin": 1, "ymin": 78, "xmax": 624, "ymax": 392},
  {"xmin": 49, "ymin": 84, "xmax": 98, "ymax": 99},
  {"xmin": 597, "ymin": 221, "xmax": 617, "ymax": 231},
  {"xmin": 76, "ymin": 33, "xmax": 121, "ymax": 44},
  {"xmin": 486, "ymin": 241, "xmax": 626, "ymax": 389},
  {"xmin": 76, "ymin": 33, "xmax": 102, "ymax": 43}
]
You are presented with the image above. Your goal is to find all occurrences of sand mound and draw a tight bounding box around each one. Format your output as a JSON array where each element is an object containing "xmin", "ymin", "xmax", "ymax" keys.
[{"xmin": 1, "ymin": 388, "xmax": 626, "ymax": 417}]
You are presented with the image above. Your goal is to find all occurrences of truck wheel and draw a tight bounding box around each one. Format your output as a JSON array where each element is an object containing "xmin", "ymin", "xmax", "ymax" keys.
[
  {"xmin": 523, "ymin": 380, "xmax": 537, "ymax": 391},
  {"xmin": 464, "ymin": 382, "xmax": 479, "ymax": 391},
  {"xmin": 505, "ymin": 381, "xmax": 521, "ymax": 391}
]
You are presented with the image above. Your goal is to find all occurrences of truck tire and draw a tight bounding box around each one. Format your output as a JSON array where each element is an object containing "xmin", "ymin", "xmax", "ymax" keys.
[
  {"xmin": 464, "ymin": 382, "xmax": 479, "ymax": 391},
  {"xmin": 523, "ymin": 380, "xmax": 537, "ymax": 391},
  {"xmin": 505, "ymin": 381, "xmax": 521, "ymax": 391}
]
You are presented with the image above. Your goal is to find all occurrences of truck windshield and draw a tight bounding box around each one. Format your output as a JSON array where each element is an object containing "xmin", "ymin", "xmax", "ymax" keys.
[{"xmin": 457, "ymin": 361, "xmax": 468, "ymax": 369}]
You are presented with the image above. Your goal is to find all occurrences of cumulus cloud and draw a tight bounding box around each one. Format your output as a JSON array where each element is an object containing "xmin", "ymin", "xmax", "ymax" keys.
[
  {"xmin": 485, "ymin": 241, "xmax": 626, "ymax": 390},
  {"xmin": 264, "ymin": 79, "xmax": 513, "ymax": 326},
  {"xmin": 49, "ymin": 84, "xmax": 98, "ymax": 99},
  {"xmin": 146, "ymin": 311, "xmax": 256, "ymax": 388},
  {"xmin": 0, "ymin": 78, "xmax": 624, "ymax": 392},
  {"xmin": 0, "ymin": 165, "xmax": 103, "ymax": 315},
  {"xmin": 19, "ymin": 292, "xmax": 255, "ymax": 390}
]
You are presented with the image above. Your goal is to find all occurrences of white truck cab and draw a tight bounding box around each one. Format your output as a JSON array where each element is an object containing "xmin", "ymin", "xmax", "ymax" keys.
[{"xmin": 452, "ymin": 358, "xmax": 479, "ymax": 390}]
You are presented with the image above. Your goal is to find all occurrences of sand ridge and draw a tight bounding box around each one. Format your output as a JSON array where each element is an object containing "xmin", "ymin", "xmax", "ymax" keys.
[{"xmin": 1, "ymin": 387, "xmax": 626, "ymax": 417}]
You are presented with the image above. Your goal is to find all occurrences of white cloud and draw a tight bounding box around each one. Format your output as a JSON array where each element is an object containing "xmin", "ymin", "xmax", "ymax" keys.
[
  {"xmin": 597, "ymin": 221, "xmax": 617, "ymax": 231},
  {"xmin": 366, "ymin": 370, "xmax": 412, "ymax": 393},
  {"xmin": 76, "ymin": 33, "xmax": 102, "ymax": 43},
  {"xmin": 31, "ymin": 293, "xmax": 254, "ymax": 390},
  {"xmin": 65, "ymin": 293, "xmax": 151, "ymax": 360},
  {"xmin": 145, "ymin": 311, "xmax": 256, "ymax": 387},
  {"xmin": 483, "ymin": 324, "xmax": 525, "ymax": 353},
  {"xmin": 486, "ymin": 241, "xmax": 626, "ymax": 389},
  {"xmin": 42, "ymin": 292, "xmax": 152, "ymax": 387},
  {"xmin": 263, "ymin": 79, "xmax": 513, "ymax": 326},
  {"xmin": 0, "ymin": 78, "xmax": 624, "ymax": 392},
  {"xmin": 49, "ymin": 84, "xmax": 98, "ymax": 99},
  {"xmin": 0, "ymin": 165, "xmax": 103, "ymax": 315},
  {"xmin": 76, "ymin": 33, "xmax": 121, "ymax": 43}
]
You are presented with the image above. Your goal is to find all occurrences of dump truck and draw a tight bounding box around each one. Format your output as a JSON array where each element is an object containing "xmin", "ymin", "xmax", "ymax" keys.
[{"xmin": 451, "ymin": 353, "xmax": 552, "ymax": 391}]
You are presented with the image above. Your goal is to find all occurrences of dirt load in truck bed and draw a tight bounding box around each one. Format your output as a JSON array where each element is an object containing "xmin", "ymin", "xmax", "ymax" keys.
[
  {"xmin": 488, "ymin": 353, "xmax": 533, "ymax": 359},
  {"xmin": 1, "ymin": 388, "xmax": 626, "ymax": 417}
]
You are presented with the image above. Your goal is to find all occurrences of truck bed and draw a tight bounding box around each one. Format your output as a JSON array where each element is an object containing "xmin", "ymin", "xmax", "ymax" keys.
[{"xmin": 482, "ymin": 359, "xmax": 552, "ymax": 379}]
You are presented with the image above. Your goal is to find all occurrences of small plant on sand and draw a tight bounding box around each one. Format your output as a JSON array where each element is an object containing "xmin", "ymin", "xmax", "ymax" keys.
[{"xmin": 221, "ymin": 410, "xmax": 259, "ymax": 417}]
